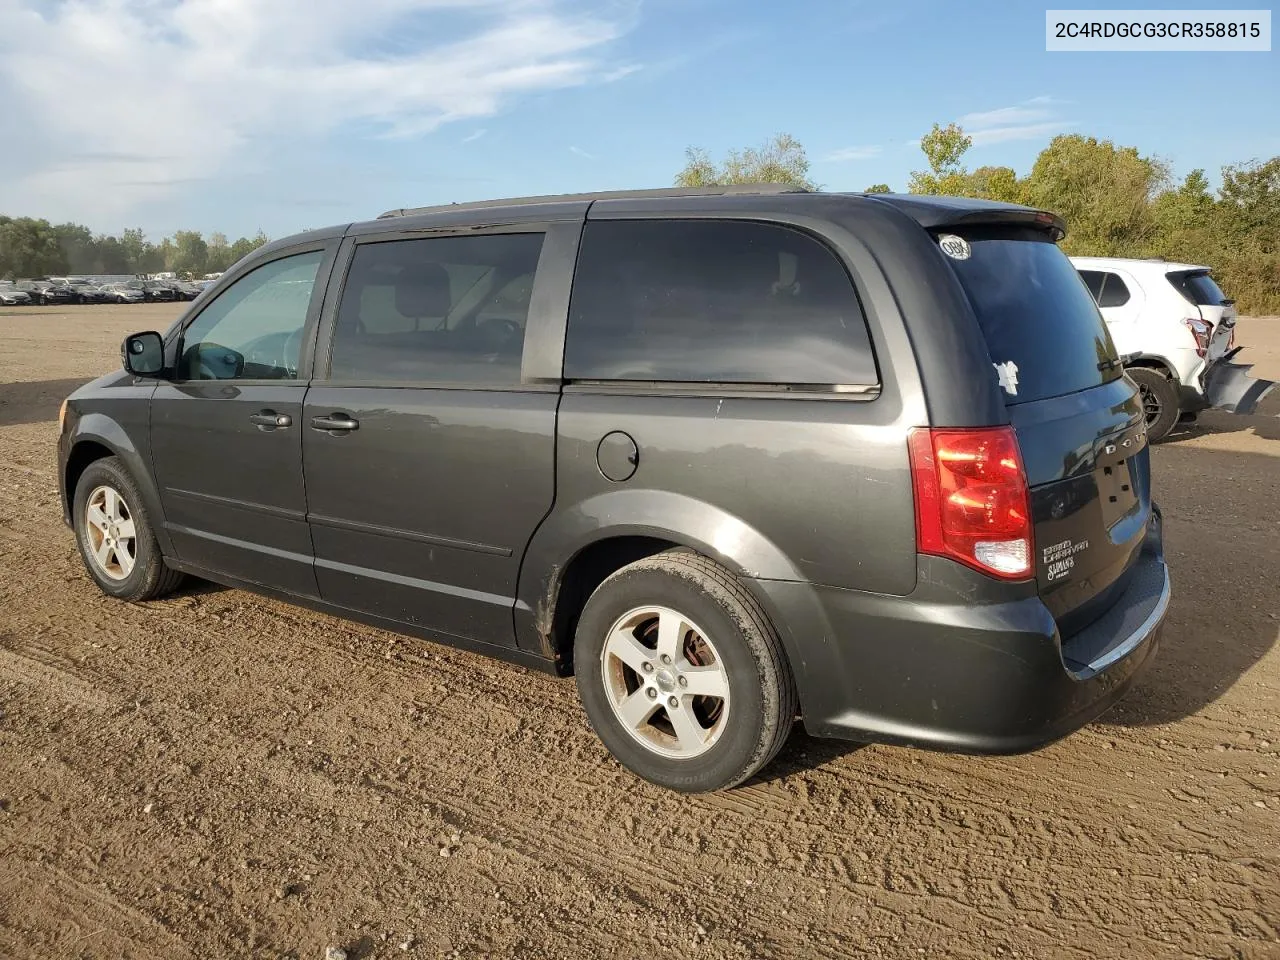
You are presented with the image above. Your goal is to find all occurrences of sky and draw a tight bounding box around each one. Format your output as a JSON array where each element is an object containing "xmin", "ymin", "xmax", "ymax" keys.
[{"xmin": 0, "ymin": 0, "xmax": 1276, "ymax": 240}]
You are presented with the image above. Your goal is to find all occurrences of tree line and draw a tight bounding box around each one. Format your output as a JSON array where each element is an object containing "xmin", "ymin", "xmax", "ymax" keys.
[
  {"xmin": 0, "ymin": 217, "xmax": 268, "ymax": 280},
  {"xmin": 677, "ymin": 130, "xmax": 1280, "ymax": 315}
]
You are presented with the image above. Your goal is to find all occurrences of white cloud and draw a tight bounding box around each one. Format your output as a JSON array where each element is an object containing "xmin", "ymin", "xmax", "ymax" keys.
[
  {"xmin": 958, "ymin": 97, "xmax": 1074, "ymax": 147},
  {"xmin": 820, "ymin": 145, "xmax": 883, "ymax": 163},
  {"xmin": 461, "ymin": 129, "xmax": 488, "ymax": 144},
  {"xmin": 0, "ymin": 0, "xmax": 636, "ymax": 226},
  {"xmin": 568, "ymin": 145, "xmax": 596, "ymax": 159},
  {"xmin": 969, "ymin": 121, "xmax": 1074, "ymax": 146}
]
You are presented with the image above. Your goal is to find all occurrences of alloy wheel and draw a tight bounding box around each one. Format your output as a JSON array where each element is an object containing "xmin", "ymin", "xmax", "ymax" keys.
[
  {"xmin": 1138, "ymin": 382, "xmax": 1162, "ymax": 427},
  {"xmin": 84, "ymin": 485, "xmax": 137, "ymax": 581},
  {"xmin": 601, "ymin": 605, "xmax": 731, "ymax": 759}
]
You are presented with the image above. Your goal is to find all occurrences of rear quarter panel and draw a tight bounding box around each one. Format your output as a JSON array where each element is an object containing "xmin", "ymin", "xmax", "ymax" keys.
[{"xmin": 548, "ymin": 391, "xmax": 917, "ymax": 591}]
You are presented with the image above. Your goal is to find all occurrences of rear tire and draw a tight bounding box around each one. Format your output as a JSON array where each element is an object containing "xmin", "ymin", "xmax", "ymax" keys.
[
  {"xmin": 574, "ymin": 550, "xmax": 797, "ymax": 793},
  {"xmin": 73, "ymin": 456, "xmax": 184, "ymax": 601},
  {"xmin": 1127, "ymin": 367, "xmax": 1180, "ymax": 442}
]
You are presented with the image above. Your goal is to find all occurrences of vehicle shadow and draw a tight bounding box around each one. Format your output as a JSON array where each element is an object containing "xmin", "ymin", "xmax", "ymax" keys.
[
  {"xmin": 1160, "ymin": 408, "xmax": 1280, "ymax": 444},
  {"xmin": 750, "ymin": 730, "xmax": 868, "ymax": 785},
  {"xmin": 0, "ymin": 378, "xmax": 92, "ymax": 428},
  {"xmin": 1100, "ymin": 442, "xmax": 1279, "ymax": 729}
]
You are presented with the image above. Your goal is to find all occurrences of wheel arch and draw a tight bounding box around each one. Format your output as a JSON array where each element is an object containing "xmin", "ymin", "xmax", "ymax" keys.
[
  {"xmin": 515, "ymin": 490, "xmax": 805, "ymax": 678},
  {"xmin": 1123, "ymin": 354, "xmax": 1179, "ymax": 381},
  {"xmin": 63, "ymin": 415, "xmax": 173, "ymax": 555}
]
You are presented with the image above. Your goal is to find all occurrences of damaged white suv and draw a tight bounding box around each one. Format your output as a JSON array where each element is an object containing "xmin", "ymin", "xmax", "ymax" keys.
[{"xmin": 1072, "ymin": 256, "xmax": 1274, "ymax": 440}]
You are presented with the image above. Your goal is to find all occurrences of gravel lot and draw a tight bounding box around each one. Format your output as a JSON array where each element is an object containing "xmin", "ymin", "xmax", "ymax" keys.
[{"xmin": 1, "ymin": 303, "xmax": 1277, "ymax": 959}]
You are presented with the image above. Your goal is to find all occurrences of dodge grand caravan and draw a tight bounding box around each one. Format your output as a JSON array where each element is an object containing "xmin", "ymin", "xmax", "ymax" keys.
[{"xmin": 58, "ymin": 187, "xmax": 1170, "ymax": 792}]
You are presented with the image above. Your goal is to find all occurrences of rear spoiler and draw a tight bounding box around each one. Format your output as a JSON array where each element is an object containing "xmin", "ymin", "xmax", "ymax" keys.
[
  {"xmin": 933, "ymin": 208, "xmax": 1067, "ymax": 242},
  {"xmin": 863, "ymin": 195, "xmax": 1067, "ymax": 242}
]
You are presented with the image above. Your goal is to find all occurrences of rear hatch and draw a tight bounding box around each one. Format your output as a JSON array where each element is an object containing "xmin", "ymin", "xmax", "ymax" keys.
[
  {"xmin": 941, "ymin": 227, "xmax": 1150, "ymax": 636},
  {"xmin": 1167, "ymin": 268, "xmax": 1236, "ymax": 359}
]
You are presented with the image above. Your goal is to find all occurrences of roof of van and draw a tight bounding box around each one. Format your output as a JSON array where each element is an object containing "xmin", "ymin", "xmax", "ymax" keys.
[{"xmin": 375, "ymin": 187, "xmax": 1067, "ymax": 238}]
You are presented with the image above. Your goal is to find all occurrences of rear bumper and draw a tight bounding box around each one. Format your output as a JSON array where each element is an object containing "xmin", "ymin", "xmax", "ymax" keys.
[
  {"xmin": 1201, "ymin": 349, "xmax": 1276, "ymax": 415},
  {"xmin": 751, "ymin": 510, "xmax": 1168, "ymax": 754}
]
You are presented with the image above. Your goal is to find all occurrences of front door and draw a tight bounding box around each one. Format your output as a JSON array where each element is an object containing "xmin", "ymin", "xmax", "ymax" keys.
[
  {"xmin": 150, "ymin": 245, "xmax": 333, "ymax": 596},
  {"xmin": 302, "ymin": 228, "xmax": 560, "ymax": 646}
]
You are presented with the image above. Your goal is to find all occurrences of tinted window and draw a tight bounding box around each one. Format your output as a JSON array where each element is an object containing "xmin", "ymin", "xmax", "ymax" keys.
[
  {"xmin": 944, "ymin": 235, "xmax": 1120, "ymax": 405},
  {"xmin": 328, "ymin": 233, "xmax": 545, "ymax": 384},
  {"xmin": 1169, "ymin": 270, "xmax": 1228, "ymax": 306},
  {"xmin": 1078, "ymin": 270, "xmax": 1105, "ymax": 301},
  {"xmin": 1097, "ymin": 272, "xmax": 1131, "ymax": 308},
  {"xmin": 565, "ymin": 220, "xmax": 876, "ymax": 385},
  {"xmin": 178, "ymin": 250, "xmax": 323, "ymax": 380}
]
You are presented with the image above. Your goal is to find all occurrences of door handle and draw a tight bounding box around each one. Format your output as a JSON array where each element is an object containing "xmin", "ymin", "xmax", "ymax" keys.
[
  {"xmin": 249, "ymin": 411, "xmax": 292, "ymax": 428},
  {"xmin": 310, "ymin": 414, "xmax": 360, "ymax": 433}
]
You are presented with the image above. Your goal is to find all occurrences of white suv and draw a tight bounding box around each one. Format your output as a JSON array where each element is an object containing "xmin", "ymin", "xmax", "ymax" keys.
[{"xmin": 1071, "ymin": 256, "xmax": 1273, "ymax": 439}]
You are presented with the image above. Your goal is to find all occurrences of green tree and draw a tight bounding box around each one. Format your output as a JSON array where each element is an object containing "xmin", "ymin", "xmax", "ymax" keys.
[
  {"xmin": 0, "ymin": 217, "xmax": 69, "ymax": 278},
  {"xmin": 1023, "ymin": 134, "xmax": 1169, "ymax": 256},
  {"xmin": 52, "ymin": 223, "xmax": 97, "ymax": 274},
  {"xmin": 92, "ymin": 235, "xmax": 131, "ymax": 274},
  {"xmin": 1219, "ymin": 157, "xmax": 1280, "ymax": 239},
  {"xmin": 864, "ymin": 183, "xmax": 892, "ymax": 193},
  {"xmin": 227, "ymin": 231, "xmax": 268, "ymax": 265},
  {"xmin": 969, "ymin": 165, "xmax": 1025, "ymax": 204},
  {"xmin": 206, "ymin": 231, "xmax": 232, "ymax": 273},
  {"xmin": 675, "ymin": 133, "xmax": 817, "ymax": 190},
  {"xmin": 908, "ymin": 123, "xmax": 974, "ymax": 195},
  {"xmin": 1154, "ymin": 169, "xmax": 1213, "ymax": 232},
  {"xmin": 121, "ymin": 228, "xmax": 150, "ymax": 274},
  {"xmin": 171, "ymin": 230, "xmax": 209, "ymax": 277}
]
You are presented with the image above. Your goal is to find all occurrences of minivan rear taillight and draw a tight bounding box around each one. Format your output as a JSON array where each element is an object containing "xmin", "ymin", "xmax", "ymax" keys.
[
  {"xmin": 908, "ymin": 427, "xmax": 1033, "ymax": 580},
  {"xmin": 1183, "ymin": 317, "xmax": 1213, "ymax": 357}
]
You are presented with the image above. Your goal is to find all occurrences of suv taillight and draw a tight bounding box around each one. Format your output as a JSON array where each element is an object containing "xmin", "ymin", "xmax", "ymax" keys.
[
  {"xmin": 1182, "ymin": 317, "xmax": 1212, "ymax": 357},
  {"xmin": 908, "ymin": 427, "xmax": 1033, "ymax": 580}
]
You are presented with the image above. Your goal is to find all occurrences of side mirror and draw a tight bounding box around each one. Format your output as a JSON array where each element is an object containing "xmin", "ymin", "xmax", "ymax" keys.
[{"xmin": 122, "ymin": 331, "xmax": 165, "ymax": 377}]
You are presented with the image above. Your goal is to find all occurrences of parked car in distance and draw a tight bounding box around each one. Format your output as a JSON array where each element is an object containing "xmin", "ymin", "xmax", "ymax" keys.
[
  {"xmin": 11, "ymin": 281, "xmax": 47, "ymax": 303},
  {"xmin": 60, "ymin": 186, "xmax": 1173, "ymax": 793},
  {"xmin": 30, "ymin": 281, "xmax": 78, "ymax": 306},
  {"xmin": 0, "ymin": 281, "xmax": 34, "ymax": 305},
  {"xmin": 70, "ymin": 283, "xmax": 111, "ymax": 304},
  {"xmin": 101, "ymin": 283, "xmax": 146, "ymax": 304},
  {"xmin": 1071, "ymin": 256, "xmax": 1274, "ymax": 439},
  {"xmin": 141, "ymin": 280, "xmax": 178, "ymax": 302},
  {"xmin": 171, "ymin": 280, "xmax": 202, "ymax": 301}
]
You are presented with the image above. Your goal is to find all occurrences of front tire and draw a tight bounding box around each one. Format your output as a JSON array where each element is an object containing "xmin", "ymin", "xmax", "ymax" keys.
[
  {"xmin": 574, "ymin": 550, "xmax": 797, "ymax": 792},
  {"xmin": 1127, "ymin": 367, "xmax": 1180, "ymax": 441},
  {"xmin": 73, "ymin": 456, "xmax": 184, "ymax": 601}
]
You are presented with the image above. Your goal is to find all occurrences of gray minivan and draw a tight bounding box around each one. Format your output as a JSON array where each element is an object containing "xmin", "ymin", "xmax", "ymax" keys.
[{"xmin": 58, "ymin": 186, "xmax": 1170, "ymax": 792}]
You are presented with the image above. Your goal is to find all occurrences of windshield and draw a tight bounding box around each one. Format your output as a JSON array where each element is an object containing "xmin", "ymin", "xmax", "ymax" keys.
[
  {"xmin": 942, "ymin": 231, "xmax": 1121, "ymax": 405},
  {"xmin": 1168, "ymin": 270, "xmax": 1229, "ymax": 306}
]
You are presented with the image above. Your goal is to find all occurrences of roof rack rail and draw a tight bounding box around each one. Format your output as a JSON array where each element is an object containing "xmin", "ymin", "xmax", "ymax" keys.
[{"xmin": 377, "ymin": 183, "xmax": 810, "ymax": 219}]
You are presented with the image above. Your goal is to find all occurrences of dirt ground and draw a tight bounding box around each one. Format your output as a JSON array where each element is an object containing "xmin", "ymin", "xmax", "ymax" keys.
[{"xmin": 0, "ymin": 302, "xmax": 1276, "ymax": 960}]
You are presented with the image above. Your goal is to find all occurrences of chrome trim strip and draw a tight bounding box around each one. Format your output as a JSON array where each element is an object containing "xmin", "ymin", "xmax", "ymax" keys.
[{"xmin": 1085, "ymin": 563, "xmax": 1171, "ymax": 674}]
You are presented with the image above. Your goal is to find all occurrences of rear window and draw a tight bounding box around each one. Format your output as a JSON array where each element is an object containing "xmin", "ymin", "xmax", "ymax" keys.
[
  {"xmin": 1168, "ymin": 270, "xmax": 1228, "ymax": 306},
  {"xmin": 943, "ymin": 233, "xmax": 1121, "ymax": 405},
  {"xmin": 565, "ymin": 219, "xmax": 877, "ymax": 386}
]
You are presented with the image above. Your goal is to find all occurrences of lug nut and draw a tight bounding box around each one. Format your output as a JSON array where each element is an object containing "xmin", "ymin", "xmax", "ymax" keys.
[
  {"xmin": 667, "ymin": 696, "xmax": 679, "ymax": 709},
  {"xmin": 646, "ymin": 688, "xmax": 658, "ymax": 700},
  {"xmin": 677, "ymin": 676, "xmax": 688, "ymax": 687},
  {"xmin": 641, "ymin": 662, "xmax": 654, "ymax": 673},
  {"xmin": 660, "ymin": 654, "xmax": 672, "ymax": 665}
]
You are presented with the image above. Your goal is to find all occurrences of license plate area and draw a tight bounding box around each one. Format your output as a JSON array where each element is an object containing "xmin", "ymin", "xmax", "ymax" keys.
[{"xmin": 1098, "ymin": 458, "xmax": 1137, "ymax": 528}]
